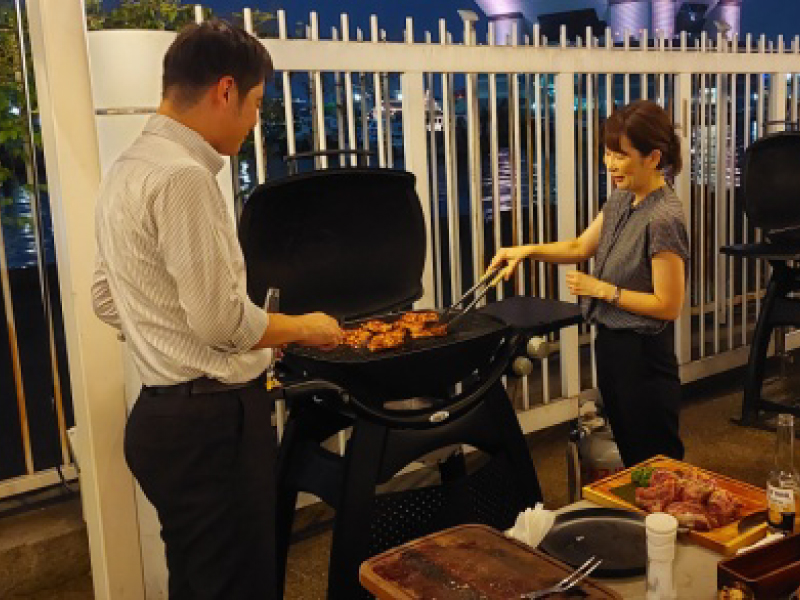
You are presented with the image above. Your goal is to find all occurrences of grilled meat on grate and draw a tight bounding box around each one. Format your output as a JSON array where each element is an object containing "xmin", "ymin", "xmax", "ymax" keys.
[
  {"xmin": 399, "ymin": 310, "xmax": 439, "ymax": 324},
  {"xmin": 343, "ymin": 328, "xmax": 373, "ymax": 349},
  {"xmin": 341, "ymin": 311, "xmax": 449, "ymax": 351},
  {"xmin": 409, "ymin": 324, "xmax": 448, "ymax": 339},
  {"xmin": 367, "ymin": 329, "xmax": 408, "ymax": 352},
  {"xmin": 362, "ymin": 320, "xmax": 394, "ymax": 334}
]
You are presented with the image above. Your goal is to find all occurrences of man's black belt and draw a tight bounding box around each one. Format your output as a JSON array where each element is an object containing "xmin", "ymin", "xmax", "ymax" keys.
[{"xmin": 142, "ymin": 374, "xmax": 265, "ymax": 397}]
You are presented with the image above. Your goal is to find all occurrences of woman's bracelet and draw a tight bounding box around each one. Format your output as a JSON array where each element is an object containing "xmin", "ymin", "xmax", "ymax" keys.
[{"xmin": 611, "ymin": 285, "xmax": 622, "ymax": 306}]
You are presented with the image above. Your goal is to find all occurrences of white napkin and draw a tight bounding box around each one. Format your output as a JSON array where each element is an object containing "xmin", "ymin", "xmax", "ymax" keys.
[
  {"xmin": 735, "ymin": 531, "xmax": 784, "ymax": 555},
  {"xmin": 505, "ymin": 503, "xmax": 556, "ymax": 548}
]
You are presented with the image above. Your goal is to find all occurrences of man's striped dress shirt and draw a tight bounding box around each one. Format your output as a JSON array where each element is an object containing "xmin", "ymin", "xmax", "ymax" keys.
[{"xmin": 92, "ymin": 114, "xmax": 272, "ymax": 385}]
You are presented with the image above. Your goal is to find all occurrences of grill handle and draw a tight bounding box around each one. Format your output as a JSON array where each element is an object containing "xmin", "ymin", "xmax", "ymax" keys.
[
  {"xmin": 279, "ymin": 379, "xmax": 347, "ymax": 404},
  {"xmin": 348, "ymin": 332, "xmax": 523, "ymax": 429},
  {"xmin": 283, "ymin": 149, "xmax": 374, "ymax": 174}
]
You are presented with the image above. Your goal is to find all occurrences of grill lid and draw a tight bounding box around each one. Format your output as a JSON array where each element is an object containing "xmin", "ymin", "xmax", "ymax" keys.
[
  {"xmin": 744, "ymin": 132, "xmax": 800, "ymax": 242},
  {"xmin": 239, "ymin": 168, "xmax": 426, "ymax": 319}
]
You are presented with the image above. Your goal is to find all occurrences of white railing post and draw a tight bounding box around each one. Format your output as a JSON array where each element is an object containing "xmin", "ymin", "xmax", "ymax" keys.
[
  {"xmin": 401, "ymin": 58, "xmax": 436, "ymax": 309},
  {"xmin": 370, "ymin": 16, "xmax": 386, "ymax": 167},
  {"xmin": 25, "ymin": 1, "xmax": 144, "ymax": 598},
  {"xmin": 309, "ymin": 13, "xmax": 327, "ymax": 169},
  {"xmin": 554, "ymin": 71, "xmax": 581, "ymax": 399},
  {"xmin": 675, "ymin": 50, "xmax": 693, "ymax": 366},
  {"xmin": 488, "ymin": 22, "xmax": 502, "ymax": 299},
  {"xmin": 276, "ymin": 11, "xmax": 296, "ymax": 160},
  {"xmin": 243, "ymin": 8, "xmax": 266, "ymax": 183},
  {"xmin": 460, "ymin": 10, "xmax": 483, "ymax": 286},
  {"xmin": 769, "ymin": 36, "xmax": 789, "ymax": 133},
  {"xmin": 341, "ymin": 14, "xmax": 358, "ymax": 167},
  {"xmin": 715, "ymin": 33, "xmax": 727, "ymax": 346},
  {"xmin": 441, "ymin": 19, "xmax": 461, "ymax": 301}
]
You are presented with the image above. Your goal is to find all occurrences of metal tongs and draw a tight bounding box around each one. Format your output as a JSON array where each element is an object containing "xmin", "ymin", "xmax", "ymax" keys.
[
  {"xmin": 441, "ymin": 265, "xmax": 506, "ymax": 328},
  {"xmin": 520, "ymin": 556, "xmax": 602, "ymax": 599}
]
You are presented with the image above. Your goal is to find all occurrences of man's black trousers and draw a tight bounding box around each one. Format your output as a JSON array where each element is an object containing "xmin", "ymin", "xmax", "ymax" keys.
[
  {"xmin": 124, "ymin": 381, "xmax": 277, "ymax": 600},
  {"xmin": 595, "ymin": 323, "xmax": 685, "ymax": 468}
]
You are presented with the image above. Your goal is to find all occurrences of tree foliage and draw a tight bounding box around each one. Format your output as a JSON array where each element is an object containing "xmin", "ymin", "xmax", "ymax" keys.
[
  {"xmin": 0, "ymin": 0, "xmax": 216, "ymax": 229},
  {"xmin": 85, "ymin": 0, "xmax": 212, "ymax": 31},
  {"xmin": 0, "ymin": 4, "xmax": 35, "ymax": 230},
  {"xmin": 231, "ymin": 9, "xmax": 275, "ymax": 38},
  {"xmin": 0, "ymin": 0, "xmax": 279, "ymax": 230}
]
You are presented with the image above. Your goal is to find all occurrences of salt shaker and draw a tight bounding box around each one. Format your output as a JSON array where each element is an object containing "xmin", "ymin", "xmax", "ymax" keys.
[{"xmin": 645, "ymin": 512, "xmax": 678, "ymax": 600}]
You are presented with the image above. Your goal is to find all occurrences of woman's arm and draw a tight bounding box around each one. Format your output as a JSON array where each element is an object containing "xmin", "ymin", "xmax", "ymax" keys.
[
  {"xmin": 566, "ymin": 250, "xmax": 686, "ymax": 321},
  {"xmin": 528, "ymin": 211, "xmax": 604, "ymax": 264},
  {"xmin": 490, "ymin": 212, "xmax": 604, "ymax": 279}
]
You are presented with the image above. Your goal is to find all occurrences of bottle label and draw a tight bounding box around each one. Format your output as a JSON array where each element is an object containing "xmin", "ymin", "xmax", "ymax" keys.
[{"xmin": 767, "ymin": 483, "xmax": 796, "ymax": 532}]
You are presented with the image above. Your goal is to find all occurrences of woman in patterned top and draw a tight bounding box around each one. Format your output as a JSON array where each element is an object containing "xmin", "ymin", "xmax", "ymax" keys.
[{"xmin": 488, "ymin": 100, "xmax": 689, "ymax": 467}]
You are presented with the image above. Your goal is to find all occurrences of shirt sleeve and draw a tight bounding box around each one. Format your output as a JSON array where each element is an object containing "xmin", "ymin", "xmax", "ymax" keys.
[
  {"xmin": 91, "ymin": 254, "xmax": 122, "ymax": 330},
  {"xmin": 648, "ymin": 210, "xmax": 690, "ymax": 263},
  {"xmin": 153, "ymin": 165, "xmax": 267, "ymax": 352}
]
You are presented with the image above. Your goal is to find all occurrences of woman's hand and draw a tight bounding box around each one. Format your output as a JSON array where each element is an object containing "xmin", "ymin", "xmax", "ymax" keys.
[
  {"xmin": 566, "ymin": 271, "xmax": 614, "ymax": 300},
  {"xmin": 487, "ymin": 246, "xmax": 530, "ymax": 281}
]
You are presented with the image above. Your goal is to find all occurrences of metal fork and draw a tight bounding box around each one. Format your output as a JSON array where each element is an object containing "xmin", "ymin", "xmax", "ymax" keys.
[{"xmin": 520, "ymin": 556, "xmax": 602, "ymax": 599}]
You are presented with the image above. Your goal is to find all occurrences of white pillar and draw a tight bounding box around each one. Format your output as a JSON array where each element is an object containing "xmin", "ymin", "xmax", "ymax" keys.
[
  {"xmin": 25, "ymin": 1, "xmax": 144, "ymax": 598},
  {"xmin": 768, "ymin": 39, "xmax": 789, "ymax": 134}
]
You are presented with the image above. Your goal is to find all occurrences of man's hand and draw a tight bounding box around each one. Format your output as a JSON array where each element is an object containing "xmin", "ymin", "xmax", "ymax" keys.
[
  {"xmin": 487, "ymin": 246, "xmax": 530, "ymax": 281},
  {"xmin": 565, "ymin": 270, "xmax": 614, "ymax": 300},
  {"xmin": 297, "ymin": 312, "xmax": 344, "ymax": 349}
]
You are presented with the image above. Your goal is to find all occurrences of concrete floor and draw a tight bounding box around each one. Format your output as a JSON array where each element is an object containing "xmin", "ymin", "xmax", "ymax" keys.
[
  {"xmin": 3, "ymin": 361, "xmax": 797, "ymax": 599},
  {"xmin": 0, "ymin": 496, "xmax": 91, "ymax": 600}
]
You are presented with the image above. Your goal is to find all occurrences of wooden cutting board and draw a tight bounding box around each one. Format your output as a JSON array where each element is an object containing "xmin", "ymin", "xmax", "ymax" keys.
[
  {"xmin": 582, "ymin": 455, "xmax": 768, "ymax": 556},
  {"xmin": 360, "ymin": 523, "xmax": 621, "ymax": 599}
]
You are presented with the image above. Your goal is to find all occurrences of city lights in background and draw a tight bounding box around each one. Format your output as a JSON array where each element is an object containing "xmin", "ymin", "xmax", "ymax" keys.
[{"xmin": 471, "ymin": 0, "xmax": 742, "ymax": 43}]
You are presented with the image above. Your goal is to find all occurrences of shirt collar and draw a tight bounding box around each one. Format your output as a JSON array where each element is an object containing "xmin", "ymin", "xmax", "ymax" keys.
[
  {"xmin": 143, "ymin": 114, "xmax": 225, "ymax": 175},
  {"xmin": 628, "ymin": 185, "xmax": 668, "ymax": 211}
]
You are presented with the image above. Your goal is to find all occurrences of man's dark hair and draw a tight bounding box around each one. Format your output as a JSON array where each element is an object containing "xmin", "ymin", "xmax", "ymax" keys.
[{"xmin": 162, "ymin": 19, "xmax": 273, "ymax": 107}]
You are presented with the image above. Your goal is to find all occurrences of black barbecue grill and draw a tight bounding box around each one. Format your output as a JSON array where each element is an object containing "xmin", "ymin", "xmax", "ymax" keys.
[
  {"xmin": 286, "ymin": 308, "xmax": 508, "ymax": 404},
  {"xmin": 239, "ymin": 165, "xmax": 582, "ymax": 599},
  {"xmin": 721, "ymin": 131, "xmax": 800, "ymax": 426}
]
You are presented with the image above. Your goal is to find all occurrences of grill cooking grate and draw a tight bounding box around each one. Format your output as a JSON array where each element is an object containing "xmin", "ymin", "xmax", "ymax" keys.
[{"xmin": 287, "ymin": 310, "xmax": 505, "ymax": 364}]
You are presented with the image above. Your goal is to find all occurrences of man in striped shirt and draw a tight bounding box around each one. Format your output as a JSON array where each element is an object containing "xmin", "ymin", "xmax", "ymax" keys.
[{"xmin": 92, "ymin": 20, "xmax": 342, "ymax": 600}]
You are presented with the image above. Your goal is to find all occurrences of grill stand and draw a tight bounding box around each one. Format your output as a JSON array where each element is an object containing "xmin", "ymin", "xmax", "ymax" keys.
[
  {"xmin": 273, "ymin": 335, "xmax": 542, "ymax": 600},
  {"xmin": 721, "ymin": 244, "xmax": 800, "ymax": 426}
]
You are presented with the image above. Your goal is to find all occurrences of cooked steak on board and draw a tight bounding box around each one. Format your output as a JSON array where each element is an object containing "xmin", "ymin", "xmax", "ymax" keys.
[{"xmin": 634, "ymin": 468, "xmax": 743, "ymax": 531}]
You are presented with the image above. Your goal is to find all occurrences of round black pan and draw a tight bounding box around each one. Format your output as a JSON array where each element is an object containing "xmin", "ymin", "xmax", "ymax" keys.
[{"xmin": 540, "ymin": 507, "xmax": 647, "ymax": 578}]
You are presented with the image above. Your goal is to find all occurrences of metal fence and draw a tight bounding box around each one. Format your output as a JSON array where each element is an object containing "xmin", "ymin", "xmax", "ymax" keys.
[
  {"xmin": 4, "ymin": 4, "xmax": 800, "ymax": 498},
  {"xmin": 257, "ymin": 10, "xmax": 800, "ymax": 435}
]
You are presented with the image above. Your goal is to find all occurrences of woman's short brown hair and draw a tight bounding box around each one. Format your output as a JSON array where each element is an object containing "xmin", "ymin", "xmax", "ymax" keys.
[
  {"xmin": 603, "ymin": 100, "xmax": 682, "ymax": 175},
  {"xmin": 162, "ymin": 19, "xmax": 273, "ymax": 108}
]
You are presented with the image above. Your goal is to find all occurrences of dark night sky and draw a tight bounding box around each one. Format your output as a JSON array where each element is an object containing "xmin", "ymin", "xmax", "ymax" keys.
[{"xmin": 194, "ymin": 0, "xmax": 800, "ymax": 42}]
